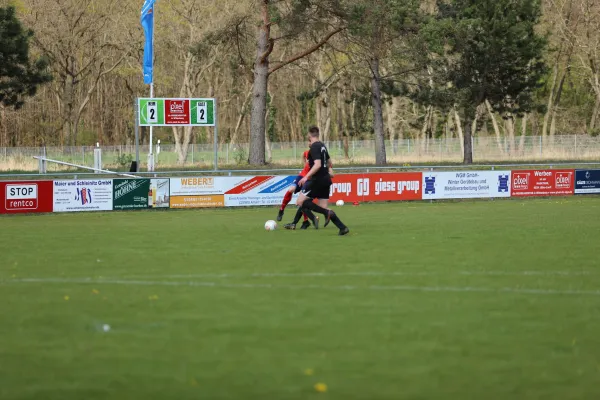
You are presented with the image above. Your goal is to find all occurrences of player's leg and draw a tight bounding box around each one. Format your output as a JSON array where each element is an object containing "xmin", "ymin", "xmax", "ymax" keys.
[
  {"xmin": 296, "ymin": 184, "xmax": 310, "ymax": 223},
  {"xmin": 295, "ymin": 183, "xmax": 319, "ymax": 229},
  {"xmin": 277, "ymin": 176, "xmax": 302, "ymax": 221},
  {"xmin": 301, "ymin": 178, "xmax": 349, "ymax": 235},
  {"xmin": 283, "ymin": 184, "xmax": 310, "ymax": 229},
  {"xmin": 277, "ymin": 186, "xmax": 294, "ymax": 221}
]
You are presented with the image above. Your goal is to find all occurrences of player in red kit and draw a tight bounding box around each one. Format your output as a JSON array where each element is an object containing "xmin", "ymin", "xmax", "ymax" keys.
[{"xmin": 276, "ymin": 150, "xmax": 312, "ymax": 228}]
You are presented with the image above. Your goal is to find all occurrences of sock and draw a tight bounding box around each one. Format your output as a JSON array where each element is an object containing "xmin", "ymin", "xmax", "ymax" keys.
[
  {"xmin": 280, "ymin": 191, "xmax": 293, "ymax": 211},
  {"xmin": 301, "ymin": 199, "xmax": 329, "ymax": 216},
  {"xmin": 302, "ymin": 199, "xmax": 347, "ymax": 229},
  {"xmin": 292, "ymin": 207, "xmax": 304, "ymax": 224},
  {"xmin": 329, "ymin": 212, "xmax": 347, "ymax": 230},
  {"xmin": 302, "ymin": 208, "xmax": 318, "ymax": 224}
]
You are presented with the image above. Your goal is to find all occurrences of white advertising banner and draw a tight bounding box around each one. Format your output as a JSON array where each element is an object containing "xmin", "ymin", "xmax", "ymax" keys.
[
  {"xmin": 53, "ymin": 179, "xmax": 113, "ymax": 212},
  {"xmin": 422, "ymin": 171, "xmax": 511, "ymax": 200},
  {"xmin": 169, "ymin": 176, "xmax": 250, "ymax": 196},
  {"xmin": 223, "ymin": 175, "xmax": 299, "ymax": 207}
]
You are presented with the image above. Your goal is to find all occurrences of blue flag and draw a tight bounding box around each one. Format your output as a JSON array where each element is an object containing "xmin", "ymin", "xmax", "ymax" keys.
[{"xmin": 141, "ymin": 0, "xmax": 156, "ymax": 85}]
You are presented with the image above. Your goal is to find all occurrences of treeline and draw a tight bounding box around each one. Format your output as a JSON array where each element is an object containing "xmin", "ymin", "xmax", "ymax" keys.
[{"xmin": 0, "ymin": 0, "xmax": 598, "ymax": 165}]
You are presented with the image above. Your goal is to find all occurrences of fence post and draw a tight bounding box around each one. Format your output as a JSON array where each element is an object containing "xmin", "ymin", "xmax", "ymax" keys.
[
  {"xmin": 191, "ymin": 143, "xmax": 194, "ymax": 164},
  {"xmin": 226, "ymin": 143, "xmax": 229, "ymax": 165},
  {"xmin": 352, "ymin": 140, "xmax": 355, "ymax": 158},
  {"xmin": 539, "ymin": 136, "xmax": 542, "ymax": 156},
  {"xmin": 575, "ymin": 135, "xmax": 577, "ymax": 156}
]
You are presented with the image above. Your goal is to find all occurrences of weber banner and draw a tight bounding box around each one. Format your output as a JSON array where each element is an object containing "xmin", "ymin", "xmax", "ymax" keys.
[
  {"xmin": 113, "ymin": 179, "xmax": 150, "ymax": 210},
  {"xmin": 328, "ymin": 173, "xmax": 423, "ymax": 203},
  {"xmin": 511, "ymin": 169, "xmax": 574, "ymax": 197},
  {"xmin": 575, "ymin": 170, "xmax": 600, "ymax": 194},
  {"xmin": 422, "ymin": 171, "xmax": 511, "ymax": 200},
  {"xmin": 53, "ymin": 180, "xmax": 113, "ymax": 212},
  {"xmin": 169, "ymin": 176, "xmax": 245, "ymax": 208},
  {"xmin": 0, "ymin": 181, "xmax": 53, "ymax": 214}
]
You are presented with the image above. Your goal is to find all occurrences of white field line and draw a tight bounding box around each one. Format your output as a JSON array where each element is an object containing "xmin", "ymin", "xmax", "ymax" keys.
[
  {"xmin": 126, "ymin": 270, "xmax": 593, "ymax": 280},
  {"xmin": 3, "ymin": 277, "xmax": 600, "ymax": 297}
]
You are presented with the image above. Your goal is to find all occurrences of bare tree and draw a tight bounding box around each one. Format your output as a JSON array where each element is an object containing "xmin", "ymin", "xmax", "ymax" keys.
[{"xmin": 25, "ymin": 0, "xmax": 132, "ymax": 145}]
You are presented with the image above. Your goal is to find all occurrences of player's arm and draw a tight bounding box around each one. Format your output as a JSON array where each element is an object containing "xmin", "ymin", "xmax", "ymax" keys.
[
  {"xmin": 303, "ymin": 159, "xmax": 322, "ymax": 181},
  {"xmin": 328, "ymin": 159, "xmax": 334, "ymax": 178}
]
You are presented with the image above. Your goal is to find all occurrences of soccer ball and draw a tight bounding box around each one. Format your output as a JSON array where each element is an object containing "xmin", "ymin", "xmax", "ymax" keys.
[
  {"xmin": 264, "ymin": 220, "xmax": 277, "ymax": 231},
  {"xmin": 336, "ymin": 200, "xmax": 345, "ymax": 206}
]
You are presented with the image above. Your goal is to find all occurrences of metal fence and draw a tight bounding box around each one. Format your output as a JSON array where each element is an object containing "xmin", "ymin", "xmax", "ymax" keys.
[{"xmin": 1, "ymin": 135, "xmax": 598, "ymax": 172}]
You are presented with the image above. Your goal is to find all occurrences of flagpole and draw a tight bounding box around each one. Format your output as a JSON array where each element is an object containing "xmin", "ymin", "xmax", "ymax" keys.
[{"xmin": 148, "ymin": 3, "xmax": 155, "ymax": 172}]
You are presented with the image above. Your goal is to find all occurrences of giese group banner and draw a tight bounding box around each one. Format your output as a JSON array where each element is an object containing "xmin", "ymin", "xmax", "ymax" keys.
[
  {"xmin": 511, "ymin": 169, "xmax": 574, "ymax": 197},
  {"xmin": 422, "ymin": 171, "xmax": 511, "ymax": 199},
  {"xmin": 328, "ymin": 173, "xmax": 423, "ymax": 203}
]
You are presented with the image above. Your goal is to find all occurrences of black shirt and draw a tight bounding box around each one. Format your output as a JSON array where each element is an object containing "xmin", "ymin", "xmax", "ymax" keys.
[{"xmin": 308, "ymin": 141, "xmax": 330, "ymax": 179}]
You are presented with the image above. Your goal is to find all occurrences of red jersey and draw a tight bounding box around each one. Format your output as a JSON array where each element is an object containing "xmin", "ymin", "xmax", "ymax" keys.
[
  {"xmin": 299, "ymin": 150, "xmax": 310, "ymax": 177},
  {"xmin": 298, "ymin": 150, "xmax": 333, "ymax": 177}
]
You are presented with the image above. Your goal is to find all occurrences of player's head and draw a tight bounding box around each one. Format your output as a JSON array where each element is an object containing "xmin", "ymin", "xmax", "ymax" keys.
[{"xmin": 307, "ymin": 126, "xmax": 320, "ymax": 143}]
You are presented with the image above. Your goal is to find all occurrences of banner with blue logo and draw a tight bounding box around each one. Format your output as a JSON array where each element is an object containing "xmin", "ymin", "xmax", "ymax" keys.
[
  {"xmin": 141, "ymin": 0, "xmax": 156, "ymax": 85},
  {"xmin": 575, "ymin": 170, "xmax": 600, "ymax": 194},
  {"xmin": 422, "ymin": 171, "xmax": 511, "ymax": 200}
]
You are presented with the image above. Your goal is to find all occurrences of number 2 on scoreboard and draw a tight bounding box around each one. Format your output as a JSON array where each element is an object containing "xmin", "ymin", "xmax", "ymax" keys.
[
  {"xmin": 147, "ymin": 101, "xmax": 158, "ymax": 123},
  {"xmin": 197, "ymin": 101, "xmax": 207, "ymax": 123}
]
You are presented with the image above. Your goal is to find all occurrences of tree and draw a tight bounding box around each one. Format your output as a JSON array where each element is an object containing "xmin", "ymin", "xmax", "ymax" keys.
[
  {"xmin": 0, "ymin": 6, "xmax": 51, "ymax": 109},
  {"xmin": 416, "ymin": 0, "xmax": 547, "ymax": 163},
  {"xmin": 162, "ymin": 0, "xmax": 229, "ymax": 164},
  {"xmin": 248, "ymin": 0, "xmax": 344, "ymax": 165},
  {"xmin": 25, "ymin": 0, "xmax": 132, "ymax": 145},
  {"xmin": 344, "ymin": 0, "xmax": 420, "ymax": 165}
]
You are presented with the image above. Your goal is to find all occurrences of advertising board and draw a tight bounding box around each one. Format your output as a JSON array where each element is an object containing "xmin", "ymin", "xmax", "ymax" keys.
[
  {"xmin": 0, "ymin": 181, "xmax": 53, "ymax": 214},
  {"xmin": 511, "ymin": 169, "xmax": 574, "ymax": 197},
  {"xmin": 422, "ymin": 171, "xmax": 511, "ymax": 200},
  {"xmin": 224, "ymin": 176, "xmax": 298, "ymax": 207},
  {"xmin": 575, "ymin": 170, "xmax": 600, "ymax": 194},
  {"xmin": 53, "ymin": 179, "xmax": 113, "ymax": 212},
  {"xmin": 328, "ymin": 173, "xmax": 423, "ymax": 203},
  {"xmin": 113, "ymin": 179, "xmax": 150, "ymax": 210}
]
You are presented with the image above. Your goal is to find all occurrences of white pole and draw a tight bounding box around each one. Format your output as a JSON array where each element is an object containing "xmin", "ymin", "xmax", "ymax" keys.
[
  {"xmin": 213, "ymin": 99, "xmax": 218, "ymax": 171},
  {"xmin": 149, "ymin": 83, "xmax": 154, "ymax": 171},
  {"xmin": 148, "ymin": 3, "xmax": 156, "ymax": 172}
]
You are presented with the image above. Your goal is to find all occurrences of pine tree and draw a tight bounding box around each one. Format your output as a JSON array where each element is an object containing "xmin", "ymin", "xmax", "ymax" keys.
[
  {"xmin": 414, "ymin": 0, "xmax": 547, "ymax": 163},
  {"xmin": 0, "ymin": 6, "xmax": 51, "ymax": 109}
]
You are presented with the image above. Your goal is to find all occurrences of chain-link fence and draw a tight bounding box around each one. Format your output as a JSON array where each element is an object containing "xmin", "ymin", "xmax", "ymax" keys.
[{"xmin": 1, "ymin": 135, "xmax": 599, "ymax": 171}]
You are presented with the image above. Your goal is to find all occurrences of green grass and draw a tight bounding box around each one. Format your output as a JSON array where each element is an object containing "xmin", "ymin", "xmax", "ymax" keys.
[{"xmin": 1, "ymin": 198, "xmax": 600, "ymax": 399}]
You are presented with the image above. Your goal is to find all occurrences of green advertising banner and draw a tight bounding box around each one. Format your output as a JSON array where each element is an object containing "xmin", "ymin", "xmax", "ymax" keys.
[{"xmin": 113, "ymin": 179, "xmax": 151, "ymax": 210}]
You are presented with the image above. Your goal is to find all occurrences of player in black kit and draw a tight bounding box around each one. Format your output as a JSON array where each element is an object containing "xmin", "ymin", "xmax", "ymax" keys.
[{"xmin": 284, "ymin": 126, "xmax": 350, "ymax": 236}]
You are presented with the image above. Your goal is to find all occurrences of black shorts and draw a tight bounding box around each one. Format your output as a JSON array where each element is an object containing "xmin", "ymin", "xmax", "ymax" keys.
[{"xmin": 301, "ymin": 176, "xmax": 331, "ymax": 200}]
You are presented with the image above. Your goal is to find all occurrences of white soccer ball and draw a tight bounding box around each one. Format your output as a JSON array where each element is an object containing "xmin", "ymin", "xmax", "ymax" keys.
[
  {"xmin": 264, "ymin": 220, "xmax": 277, "ymax": 231},
  {"xmin": 336, "ymin": 200, "xmax": 345, "ymax": 206}
]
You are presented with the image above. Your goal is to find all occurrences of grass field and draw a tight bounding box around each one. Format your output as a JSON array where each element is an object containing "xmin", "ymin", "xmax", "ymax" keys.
[{"xmin": 1, "ymin": 198, "xmax": 600, "ymax": 399}]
